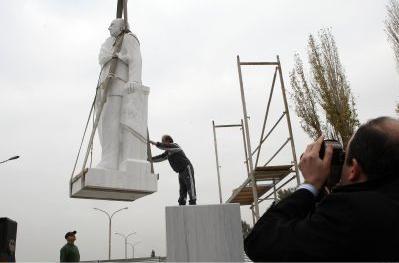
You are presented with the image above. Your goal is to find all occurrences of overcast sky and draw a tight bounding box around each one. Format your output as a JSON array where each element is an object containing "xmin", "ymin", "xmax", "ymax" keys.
[{"xmin": 1, "ymin": 0, "xmax": 398, "ymax": 261}]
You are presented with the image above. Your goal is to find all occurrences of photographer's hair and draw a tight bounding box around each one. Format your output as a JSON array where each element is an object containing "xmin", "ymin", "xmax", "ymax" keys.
[
  {"xmin": 346, "ymin": 116, "xmax": 399, "ymax": 181},
  {"xmin": 162, "ymin": 135, "xmax": 173, "ymax": 143}
]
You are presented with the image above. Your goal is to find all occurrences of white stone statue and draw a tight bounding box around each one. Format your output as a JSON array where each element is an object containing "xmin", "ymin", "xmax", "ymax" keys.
[
  {"xmin": 96, "ymin": 18, "xmax": 149, "ymax": 171},
  {"xmin": 70, "ymin": 18, "xmax": 157, "ymax": 201}
]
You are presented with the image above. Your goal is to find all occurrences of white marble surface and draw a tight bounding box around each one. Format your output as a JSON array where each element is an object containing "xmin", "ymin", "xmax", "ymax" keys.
[
  {"xmin": 96, "ymin": 18, "xmax": 148, "ymax": 171},
  {"xmin": 165, "ymin": 204, "xmax": 244, "ymax": 262},
  {"xmin": 71, "ymin": 159, "xmax": 157, "ymax": 201},
  {"xmin": 72, "ymin": 19, "xmax": 158, "ymax": 202}
]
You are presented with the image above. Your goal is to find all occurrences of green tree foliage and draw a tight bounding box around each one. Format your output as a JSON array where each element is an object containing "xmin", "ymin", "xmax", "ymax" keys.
[
  {"xmin": 241, "ymin": 220, "xmax": 252, "ymax": 239},
  {"xmin": 385, "ymin": 0, "xmax": 399, "ymax": 113},
  {"xmin": 276, "ymin": 187, "xmax": 296, "ymax": 202},
  {"xmin": 290, "ymin": 54, "xmax": 322, "ymax": 140},
  {"xmin": 386, "ymin": 0, "xmax": 399, "ymax": 67},
  {"xmin": 290, "ymin": 28, "xmax": 359, "ymax": 147}
]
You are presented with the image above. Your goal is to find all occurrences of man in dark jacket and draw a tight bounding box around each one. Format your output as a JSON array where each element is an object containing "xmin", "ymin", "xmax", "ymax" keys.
[
  {"xmin": 60, "ymin": 231, "xmax": 80, "ymax": 262},
  {"xmin": 150, "ymin": 135, "xmax": 197, "ymax": 205},
  {"xmin": 244, "ymin": 116, "xmax": 399, "ymax": 261}
]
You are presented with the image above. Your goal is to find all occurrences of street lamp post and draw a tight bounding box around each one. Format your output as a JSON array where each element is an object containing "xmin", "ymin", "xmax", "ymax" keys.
[
  {"xmin": 115, "ymin": 232, "xmax": 136, "ymax": 259},
  {"xmin": 127, "ymin": 242, "xmax": 133, "ymax": 258},
  {"xmin": 0, "ymin": 155, "xmax": 20, "ymax": 165},
  {"xmin": 93, "ymin": 207, "xmax": 128, "ymax": 260},
  {"xmin": 127, "ymin": 241, "xmax": 141, "ymax": 258}
]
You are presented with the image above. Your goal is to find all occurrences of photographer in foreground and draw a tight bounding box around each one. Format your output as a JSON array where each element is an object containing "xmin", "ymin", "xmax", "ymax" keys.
[{"xmin": 244, "ymin": 116, "xmax": 399, "ymax": 261}]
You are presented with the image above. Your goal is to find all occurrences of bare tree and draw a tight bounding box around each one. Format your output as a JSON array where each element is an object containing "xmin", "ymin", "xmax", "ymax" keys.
[
  {"xmin": 290, "ymin": 54, "xmax": 322, "ymax": 139},
  {"xmin": 386, "ymin": 0, "xmax": 399, "ymax": 67},
  {"xmin": 290, "ymin": 28, "xmax": 359, "ymax": 147},
  {"xmin": 385, "ymin": 0, "xmax": 399, "ymax": 113}
]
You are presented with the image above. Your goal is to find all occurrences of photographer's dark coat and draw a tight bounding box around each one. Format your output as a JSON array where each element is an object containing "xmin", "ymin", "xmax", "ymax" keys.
[{"xmin": 244, "ymin": 178, "xmax": 399, "ymax": 261}]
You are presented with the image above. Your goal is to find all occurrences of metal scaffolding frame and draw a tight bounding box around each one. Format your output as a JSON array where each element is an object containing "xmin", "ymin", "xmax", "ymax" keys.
[
  {"xmin": 212, "ymin": 55, "xmax": 300, "ymax": 222},
  {"xmin": 212, "ymin": 120, "xmax": 249, "ymax": 204}
]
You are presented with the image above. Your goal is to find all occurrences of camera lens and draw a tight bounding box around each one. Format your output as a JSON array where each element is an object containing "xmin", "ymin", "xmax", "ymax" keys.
[{"xmin": 319, "ymin": 139, "xmax": 345, "ymax": 189}]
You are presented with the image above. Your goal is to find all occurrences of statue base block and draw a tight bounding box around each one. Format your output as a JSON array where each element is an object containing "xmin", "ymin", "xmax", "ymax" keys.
[
  {"xmin": 165, "ymin": 204, "xmax": 244, "ymax": 262},
  {"xmin": 70, "ymin": 159, "xmax": 157, "ymax": 201}
]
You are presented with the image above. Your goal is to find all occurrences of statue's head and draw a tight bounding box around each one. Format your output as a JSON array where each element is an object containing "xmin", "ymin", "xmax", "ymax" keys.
[{"xmin": 108, "ymin": 18, "xmax": 130, "ymax": 37}]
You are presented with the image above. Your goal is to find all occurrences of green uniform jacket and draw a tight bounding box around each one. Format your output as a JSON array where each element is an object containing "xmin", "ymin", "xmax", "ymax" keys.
[{"xmin": 60, "ymin": 243, "xmax": 80, "ymax": 262}]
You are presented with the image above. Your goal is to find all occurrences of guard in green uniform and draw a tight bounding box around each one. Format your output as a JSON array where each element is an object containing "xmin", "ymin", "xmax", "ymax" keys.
[{"xmin": 60, "ymin": 231, "xmax": 80, "ymax": 262}]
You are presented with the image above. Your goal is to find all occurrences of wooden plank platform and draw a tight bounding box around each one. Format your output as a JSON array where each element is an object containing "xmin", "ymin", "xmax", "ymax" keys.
[
  {"xmin": 254, "ymin": 164, "xmax": 293, "ymax": 181},
  {"xmin": 229, "ymin": 185, "xmax": 272, "ymax": 205}
]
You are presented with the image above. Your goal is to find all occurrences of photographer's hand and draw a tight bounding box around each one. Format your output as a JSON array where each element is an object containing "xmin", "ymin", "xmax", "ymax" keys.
[{"xmin": 299, "ymin": 136, "xmax": 333, "ymax": 190}]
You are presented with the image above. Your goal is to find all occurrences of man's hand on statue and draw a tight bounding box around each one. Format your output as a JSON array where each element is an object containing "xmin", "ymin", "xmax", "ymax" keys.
[
  {"xmin": 149, "ymin": 140, "xmax": 156, "ymax": 145},
  {"xmin": 124, "ymin": 82, "xmax": 136, "ymax": 94},
  {"xmin": 299, "ymin": 135, "xmax": 333, "ymax": 190}
]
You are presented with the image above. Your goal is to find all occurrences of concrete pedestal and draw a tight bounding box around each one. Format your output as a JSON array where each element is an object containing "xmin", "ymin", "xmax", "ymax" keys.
[{"xmin": 165, "ymin": 204, "xmax": 243, "ymax": 262}]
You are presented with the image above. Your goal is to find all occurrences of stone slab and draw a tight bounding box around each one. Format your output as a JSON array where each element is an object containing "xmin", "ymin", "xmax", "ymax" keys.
[
  {"xmin": 71, "ymin": 159, "xmax": 157, "ymax": 201},
  {"xmin": 165, "ymin": 204, "xmax": 244, "ymax": 262}
]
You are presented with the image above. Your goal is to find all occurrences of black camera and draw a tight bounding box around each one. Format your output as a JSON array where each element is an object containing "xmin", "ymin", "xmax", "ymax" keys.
[{"xmin": 319, "ymin": 139, "xmax": 346, "ymax": 189}]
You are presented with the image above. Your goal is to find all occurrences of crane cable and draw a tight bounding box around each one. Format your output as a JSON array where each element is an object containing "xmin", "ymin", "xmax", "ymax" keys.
[{"xmin": 70, "ymin": 66, "xmax": 103, "ymax": 182}]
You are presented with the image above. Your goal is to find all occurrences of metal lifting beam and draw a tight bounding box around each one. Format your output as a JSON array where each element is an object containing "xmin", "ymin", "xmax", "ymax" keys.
[{"xmin": 116, "ymin": 0, "xmax": 128, "ymax": 25}]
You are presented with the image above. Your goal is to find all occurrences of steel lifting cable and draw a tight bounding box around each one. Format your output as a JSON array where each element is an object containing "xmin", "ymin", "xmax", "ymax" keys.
[
  {"xmin": 70, "ymin": 32, "xmax": 125, "ymax": 186},
  {"xmin": 89, "ymin": 88, "xmax": 97, "ymax": 168},
  {"xmin": 78, "ymin": 32, "xmax": 126, "ymax": 181},
  {"xmin": 70, "ymin": 66, "xmax": 104, "ymax": 181},
  {"xmin": 70, "ymin": 0, "xmax": 132, "ymax": 189}
]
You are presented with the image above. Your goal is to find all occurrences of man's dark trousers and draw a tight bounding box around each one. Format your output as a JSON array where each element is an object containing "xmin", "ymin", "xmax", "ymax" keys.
[{"xmin": 178, "ymin": 164, "xmax": 196, "ymax": 205}]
